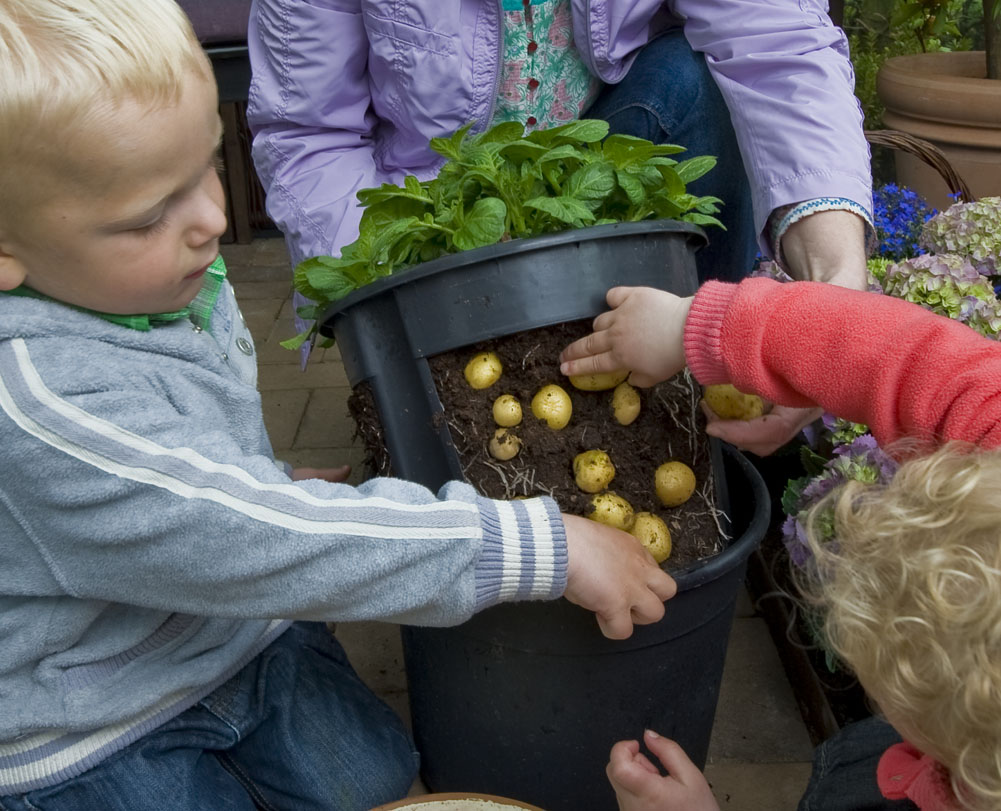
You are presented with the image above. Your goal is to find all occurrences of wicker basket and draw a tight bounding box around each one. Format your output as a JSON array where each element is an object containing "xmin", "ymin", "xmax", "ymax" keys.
[{"xmin": 865, "ymin": 128, "xmax": 976, "ymax": 203}]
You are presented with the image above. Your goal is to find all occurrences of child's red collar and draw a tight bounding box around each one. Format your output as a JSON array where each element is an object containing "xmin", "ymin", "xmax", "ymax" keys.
[{"xmin": 878, "ymin": 741, "xmax": 960, "ymax": 810}]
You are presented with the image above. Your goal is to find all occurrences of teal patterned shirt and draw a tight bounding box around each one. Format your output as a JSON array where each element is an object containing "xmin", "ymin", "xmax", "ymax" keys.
[{"xmin": 492, "ymin": 0, "xmax": 603, "ymax": 132}]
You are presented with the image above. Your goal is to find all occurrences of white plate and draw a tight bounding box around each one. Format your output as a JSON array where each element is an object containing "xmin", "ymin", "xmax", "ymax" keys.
[{"xmin": 370, "ymin": 792, "xmax": 546, "ymax": 811}]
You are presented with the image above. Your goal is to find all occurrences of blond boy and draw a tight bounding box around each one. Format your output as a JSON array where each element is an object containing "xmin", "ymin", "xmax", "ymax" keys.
[{"xmin": 0, "ymin": 2, "xmax": 674, "ymax": 807}]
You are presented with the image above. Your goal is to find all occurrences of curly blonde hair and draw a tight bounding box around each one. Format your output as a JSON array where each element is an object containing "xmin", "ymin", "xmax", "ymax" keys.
[
  {"xmin": 796, "ymin": 443, "xmax": 1001, "ymax": 809},
  {"xmin": 0, "ymin": 0, "xmax": 210, "ymax": 228}
]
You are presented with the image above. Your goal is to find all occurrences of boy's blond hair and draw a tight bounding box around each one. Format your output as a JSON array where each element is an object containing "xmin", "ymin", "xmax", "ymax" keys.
[
  {"xmin": 798, "ymin": 443, "xmax": 1001, "ymax": 810},
  {"xmin": 0, "ymin": 0, "xmax": 211, "ymax": 227}
]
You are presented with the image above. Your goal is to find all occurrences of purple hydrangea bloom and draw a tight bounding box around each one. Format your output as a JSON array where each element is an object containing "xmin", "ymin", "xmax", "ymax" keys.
[
  {"xmin": 782, "ymin": 514, "xmax": 813, "ymax": 568},
  {"xmin": 921, "ymin": 197, "xmax": 1001, "ymax": 276},
  {"xmin": 881, "ymin": 254, "xmax": 1001, "ymax": 338},
  {"xmin": 781, "ymin": 433, "xmax": 897, "ymax": 568}
]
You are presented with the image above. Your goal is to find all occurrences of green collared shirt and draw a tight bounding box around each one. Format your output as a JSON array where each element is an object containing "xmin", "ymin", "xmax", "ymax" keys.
[{"xmin": 1, "ymin": 254, "xmax": 228, "ymax": 332}]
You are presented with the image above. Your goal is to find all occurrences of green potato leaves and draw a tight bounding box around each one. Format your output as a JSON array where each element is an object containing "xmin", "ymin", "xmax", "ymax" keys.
[{"xmin": 285, "ymin": 119, "xmax": 723, "ymax": 350}]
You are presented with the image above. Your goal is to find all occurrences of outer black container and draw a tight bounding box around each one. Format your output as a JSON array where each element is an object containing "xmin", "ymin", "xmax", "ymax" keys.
[
  {"xmin": 321, "ymin": 221, "xmax": 770, "ymax": 811},
  {"xmin": 401, "ymin": 447, "xmax": 767, "ymax": 811}
]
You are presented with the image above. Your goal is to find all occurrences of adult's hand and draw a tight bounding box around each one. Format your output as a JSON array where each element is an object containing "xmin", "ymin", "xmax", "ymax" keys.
[
  {"xmin": 723, "ymin": 207, "xmax": 866, "ymax": 454},
  {"xmin": 702, "ymin": 403, "xmax": 822, "ymax": 457}
]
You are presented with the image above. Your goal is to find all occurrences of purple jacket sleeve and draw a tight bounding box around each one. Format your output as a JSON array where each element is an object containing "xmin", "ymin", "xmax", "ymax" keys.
[
  {"xmin": 671, "ymin": 0, "xmax": 872, "ymax": 247},
  {"xmin": 246, "ymin": 0, "xmax": 406, "ymax": 266}
]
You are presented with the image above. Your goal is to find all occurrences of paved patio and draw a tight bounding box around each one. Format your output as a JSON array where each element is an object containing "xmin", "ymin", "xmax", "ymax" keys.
[{"xmin": 222, "ymin": 236, "xmax": 818, "ymax": 810}]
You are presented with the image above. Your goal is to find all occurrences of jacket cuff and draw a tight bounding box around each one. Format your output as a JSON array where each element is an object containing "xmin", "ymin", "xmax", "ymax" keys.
[
  {"xmin": 684, "ymin": 281, "xmax": 740, "ymax": 385},
  {"xmin": 473, "ymin": 495, "xmax": 567, "ymax": 611}
]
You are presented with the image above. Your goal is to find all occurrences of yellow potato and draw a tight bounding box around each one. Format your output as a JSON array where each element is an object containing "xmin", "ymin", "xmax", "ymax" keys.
[
  {"xmin": 573, "ymin": 450, "xmax": 615, "ymax": 494},
  {"xmin": 629, "ymin": 512, "xmax": 672, "ymax": 563},
  {"xmin": 655, "ymin": 461, "xmax": 697, "ymax": 507},
  {"xmin": 611, "ymin": 382, "xmax": 641, "ymax": 426},
  {"xmin": 587, "ymin": 492, "xmax": 636, "ymax": 531},
  {"xmin": 531, "ymin": 384, "xmax": 573, "ymax": 430},
  {"xmin": 464, "ymin": 351, "xmax": 503, "ymax": 390},
  {"xmin": 568, "ymin": 370, "xmax": 629, "ymax": 391},
  {"xmin": 702, "ymin": 383, "xmax": 765, "ymax": 420},
  {"xmin": 488, "ymin": 428, "xmax": 522, "ymax": 461},
  {"xmin": 492, "ymin": 394, "xmax": 523, "ymax": 427}
]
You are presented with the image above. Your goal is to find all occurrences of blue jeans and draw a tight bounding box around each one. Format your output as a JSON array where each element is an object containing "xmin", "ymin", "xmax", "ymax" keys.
[
  {"xmin": 586, "ymin": 29, "xmax": 758, "ymax": 283},
  {"xmin": 0, "ymin": 623, "xmax": 418, "ymax": 811},
  {"xmin": 797, "ymin": 717, "xmax": 918, "ymax": 811}
]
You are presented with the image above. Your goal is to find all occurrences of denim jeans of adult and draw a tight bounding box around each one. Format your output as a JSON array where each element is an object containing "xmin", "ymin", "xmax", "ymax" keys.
[
  {"xmin": 798, "ymin": 717, "xmax": 918, "ymax": 811},
  {"xmin": 0, "ymin": 623, "xmax": 419, "ymax": 811},
  {"xmin": 586, "ymin": 29, "xmax": 758, "ymax": 284}
]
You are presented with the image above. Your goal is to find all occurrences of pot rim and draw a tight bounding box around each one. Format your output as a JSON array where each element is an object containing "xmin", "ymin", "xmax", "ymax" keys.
[
  {"xmin": 879, "ymin": 51, "xmax": 998, "ymax": 90},
  {"xmin": 877, "ymin": 51, "xmax": 1001, "ymax": 134},
  {"xmin": 671, "ymin": 445, "xmax": 770, "ymax": 591},
  {"xmin": 321, "ymin": 219, "xmax": 706, "ymax": 322}
]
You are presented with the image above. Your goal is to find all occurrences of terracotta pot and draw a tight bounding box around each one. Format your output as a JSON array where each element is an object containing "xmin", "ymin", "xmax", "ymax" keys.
[
  {"xmin": 877, "ymin": 52, "xmax": 1001, "ymax": 208},
  {"xmin": 370, "ymin": 793, "xmax": 546, "ymax": 811}
]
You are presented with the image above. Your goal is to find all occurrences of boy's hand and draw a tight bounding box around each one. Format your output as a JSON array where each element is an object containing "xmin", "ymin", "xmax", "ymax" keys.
[
  {"xmin": 607, "ymin": 730, "xmax": 720, "ymax": 811},
  {"xmin": 291, "ymin": 465, "xmax": 352, "ymax": 482},
  {"xmin": 702, "ymin": 403, "xmax": 823, "ymax": 457},
  {"xmin": 560, "ymin": 287, "xmax": 693, "ymax": 388},
  {"xmin": 561, "ymin": 514, "xmax": 677, "ymax": 639}
]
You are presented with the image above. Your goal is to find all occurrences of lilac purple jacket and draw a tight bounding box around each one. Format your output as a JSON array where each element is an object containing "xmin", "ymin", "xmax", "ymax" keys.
[{"xmin": 247, "ymin": 0, "xmax": 871, "ymax": 266}]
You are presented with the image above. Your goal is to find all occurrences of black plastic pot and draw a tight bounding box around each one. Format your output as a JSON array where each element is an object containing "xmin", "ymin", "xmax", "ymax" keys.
[
  {"xmin": 401, "ymin": 446, "xmax": 767, "ymax": 811},
  {"xmin": 321, "ymin": 220, "xmax": 770, "ymax": 811}
]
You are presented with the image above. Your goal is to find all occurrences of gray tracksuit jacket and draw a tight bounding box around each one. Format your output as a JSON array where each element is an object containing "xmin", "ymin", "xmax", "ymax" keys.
[{"xmin": 0, "ymin": 281, "xmax": 565, "ymax": 792}]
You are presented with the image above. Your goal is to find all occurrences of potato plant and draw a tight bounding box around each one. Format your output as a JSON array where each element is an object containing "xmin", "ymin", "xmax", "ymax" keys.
[{"xmin": 318, "ymin": 121, "xmax": 729, "ymax": 568}]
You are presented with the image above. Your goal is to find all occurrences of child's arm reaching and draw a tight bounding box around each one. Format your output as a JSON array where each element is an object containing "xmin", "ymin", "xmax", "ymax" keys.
[
  {"xmin": 0, "ymin": 322, "xmax": 674, "ymax": 636},
  {"xmin": 563, "ymin": 278, "xmax": 1001, "ymax": 451},
  {"xmin": 558, "ymin": 286, "xmax": 821, "ymax": 456},
  {"xmin": 683, "ymin": 278, "xmax": 1001, "ymax": 449},
  {"xmin": 607, "ymin": 729, "xmax": 720, "ymax": 811}
]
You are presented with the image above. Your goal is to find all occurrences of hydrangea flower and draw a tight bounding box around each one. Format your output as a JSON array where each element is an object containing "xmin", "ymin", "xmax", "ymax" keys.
[
  {"xmin": 920, "ymin": 197, "xmax": 1001, "ymax": 277},
  {"xmin": 819, "ymin": 414, "xmax": 870, "ymax": 449},
  {"xmin": 778, "ymin": 195, "xmax": 1000, "ymax": 571},
  {"xmin": 881, "ymin": 254, "xmax": 1001, "ymax": 338},
  {"xmin": 781, "ymin": 435, "xmax": 898, "ymax": 567},
  {"xmin": 872, "ymin": 183, "xmax": 935, "ymax": 261},
  {"xmin": 866, "ymin": 257, "xmax": 892, "ymax": 287}
]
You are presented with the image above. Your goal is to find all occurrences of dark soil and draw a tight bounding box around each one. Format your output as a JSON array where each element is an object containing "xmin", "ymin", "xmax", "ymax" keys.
[{"xmin": 349, "ymin": 319, "xmax": 729, "ymax": 571}]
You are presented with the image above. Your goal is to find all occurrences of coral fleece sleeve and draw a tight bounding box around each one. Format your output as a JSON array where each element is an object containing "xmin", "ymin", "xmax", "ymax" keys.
[{"xmin": 684, "ymin": 278, "xmax": 1001, "ymax": 450}]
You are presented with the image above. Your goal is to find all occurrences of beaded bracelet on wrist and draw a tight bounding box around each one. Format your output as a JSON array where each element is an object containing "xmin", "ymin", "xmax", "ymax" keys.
[{"xmin": 768, "ymin": 197, "xmax": 877, "ymax": 273}]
